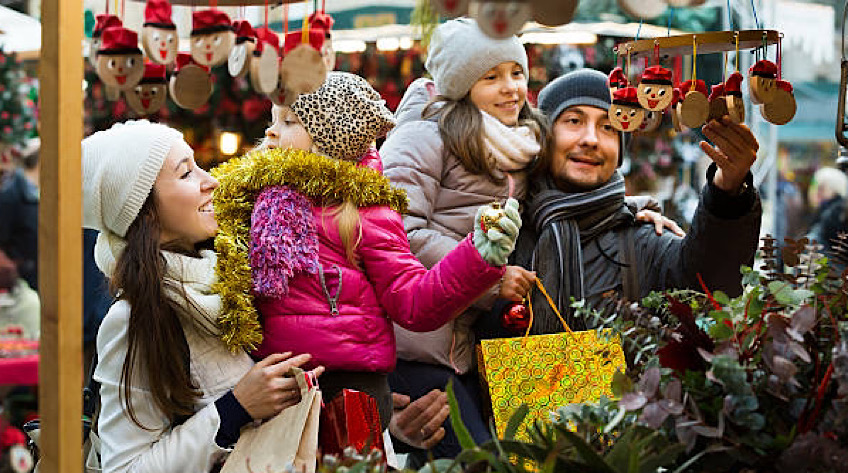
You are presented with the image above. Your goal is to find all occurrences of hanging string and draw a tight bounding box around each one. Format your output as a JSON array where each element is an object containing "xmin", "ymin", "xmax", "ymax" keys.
[
  {"xmin": 777, "ymin": 34, "xmax": 782, "ymax": 79},
  {"xmin": 722, "ymin": 51, "xmax": 727, "ymax": 82},
  {"xmin": 626, "ymin": 46, "xmax": 632, "ymax": 82},
  {"xmin": 210, "ymin": 0, "xmax": 217, "ymax": 9},
  {"xmin": 121, "ymin": 0, "xmax": 125, "ymax": 21},
  {"xmin": 302, "ymin": 0, "xmax": 310, "ymax": 44},
  {"xmin": 667, "ymin": 7, "xmax": 674, "ymax": 36},
  {"xmin": 284, "ymin": 4, "xmax": 289, "ymax": 35},
  {"xmin": 750, "ymin": 0, "xmax": 761, "ymax": 29},
  {"xmin": 691, "ymin": 35, "xmax": 697, "ymax": 93},
  {"xmin": 654, "ymin": 41, "xmax": 660, "ymax": 66},
  {"xmin": 635, "ymin": 18, "xmax": 643, "ymax": 41},
  {"xmin": 727, "ymin": 0, "xmax": 734, "ymax": 31},
  {"xmin": 322, "ymin": 0, "xmax": 326, "ymax": 12},
  {"xmin": 264, "ymin": 0, "xmax": 269, "ymax": 27},
  {"xmin": 735, "ymin": 32, "xmax": 740, "ymax": 72}
]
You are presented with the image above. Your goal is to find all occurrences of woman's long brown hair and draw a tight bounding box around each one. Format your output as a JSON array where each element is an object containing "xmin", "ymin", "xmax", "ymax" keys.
[
  {"xmin": 423, "ymin": 95, "xmax": 548, "ymax": 182},
  {"xmin": 111, "ymin": 195, "xmax": 201, "ymax": 429}
]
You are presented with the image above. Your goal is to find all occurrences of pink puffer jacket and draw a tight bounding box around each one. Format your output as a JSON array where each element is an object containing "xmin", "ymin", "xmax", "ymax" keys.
[{"xmin": 252, "ymin": 204, "xmax": 505, "ymax": 373}]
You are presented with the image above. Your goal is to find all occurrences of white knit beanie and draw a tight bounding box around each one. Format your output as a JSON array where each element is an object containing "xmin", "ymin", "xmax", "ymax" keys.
[
  {"xmin": 425, "ymin": 18, "xmax": 528, "ymax": 101},
  {"xmin": 82, "ymin": 120, "xmax": 183, "ymax": 238}
]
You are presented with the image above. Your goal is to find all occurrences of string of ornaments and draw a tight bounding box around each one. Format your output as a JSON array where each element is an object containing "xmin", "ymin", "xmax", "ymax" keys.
[
  {"xmin": 92, "ymin": 0, "xmax": 332, "ymax": 116},
  {"xmin": 607, "ymin": 34, "xmax": 796, "ymax": 136}
]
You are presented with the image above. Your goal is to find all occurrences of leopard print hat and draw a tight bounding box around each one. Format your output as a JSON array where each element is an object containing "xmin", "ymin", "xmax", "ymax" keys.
[{"xmin": 290, "ymin": 72, "xmax": 395, "ymax": 162}]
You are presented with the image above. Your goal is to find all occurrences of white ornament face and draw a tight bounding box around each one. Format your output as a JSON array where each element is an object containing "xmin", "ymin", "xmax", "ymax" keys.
[
  {"xmin": 9, "ymin": 444, "xmax": 33, "ymax": 473},
  {"xmin": 126, "ymin": 83, "xmax": 167, "ymax": 115},
  {"xmin": 749, "ymin": 76, "xmax": 777, "ymax": 105},
  {"xmin": 142, "ymin": 27, "xmax": 178, "ymax": 65},
  {"xmin": 191, "ymin": 31, "xmax": 235, "ymax": 67},
  {"xmin": 96, "ymin": 53, "xmax": 145, "ymax": 90},
  {"xmin": 637, "ymin": 83, "xmax": 673, "ymax": 111},
  {"xmin": 610, "ymin": 104, "xmax": 645, "ymax": 132},
  {"xmin": 473, "ymin": 1, "xmax": 533, "ymax": 39},
  {"xmin": 431, "ymin": 0, "xmax": 470, "ymax": 17},
  {"xmin": 228, "ymin": 42, "xmax": 254, "ymax": 78},
  {"xmin": 249, "ymin": 46, "xmax": 279, "ymax": 94}
]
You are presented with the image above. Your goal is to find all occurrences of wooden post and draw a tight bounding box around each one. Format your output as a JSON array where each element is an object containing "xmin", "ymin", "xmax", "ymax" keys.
[{"xmin": 39, "ymin": 0, "xmax": 83, "ymax": 472}]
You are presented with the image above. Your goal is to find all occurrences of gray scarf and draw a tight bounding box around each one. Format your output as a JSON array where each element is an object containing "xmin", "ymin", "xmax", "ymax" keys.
[{"xmin": 523, "ymin": 171, "xmax": 633, "ymax": 333}]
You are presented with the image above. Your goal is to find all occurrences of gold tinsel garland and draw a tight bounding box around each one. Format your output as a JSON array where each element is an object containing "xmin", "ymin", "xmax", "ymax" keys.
[{"xmin": 211, "ymin": 148, "xmax": 408, "ymax": 352}]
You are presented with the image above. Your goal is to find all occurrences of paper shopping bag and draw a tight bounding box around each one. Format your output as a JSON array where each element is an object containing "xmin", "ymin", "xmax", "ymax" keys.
[
  {"xmin": 319, "ymin": 389, "xmax": 384, "ymax": 458},
  {"xmin": 221, "ymin": 368, "xmax": 321, "ymax": 473},
  {"xmin": 477, "ymin": 279, "xmax": 626, "ymax": 440}
]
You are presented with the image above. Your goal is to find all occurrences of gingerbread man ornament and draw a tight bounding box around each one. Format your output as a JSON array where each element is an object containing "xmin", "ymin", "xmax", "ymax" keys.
[
  {"xmin": 190, "ymin": 9, "xmax": 235, "ymax": 68},
  {"xmin": 637, "ymin": 65, "xmax": 673, "ymax": 111},
  {"xmin": 141, "ymin": 0, "xmax": 178, "ymax": 66},
  {"xmin": 610, "ymin": 87, "xmax": 645, "ymax": 132}
]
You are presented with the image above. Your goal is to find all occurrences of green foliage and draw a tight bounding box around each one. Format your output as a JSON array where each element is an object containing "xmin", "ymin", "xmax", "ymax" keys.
[{"xmin": 0, "ymin": 48, "xmax": 37, "ymax": 149}]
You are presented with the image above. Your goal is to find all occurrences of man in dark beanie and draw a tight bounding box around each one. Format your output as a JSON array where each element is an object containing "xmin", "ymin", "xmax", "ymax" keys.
[{"xmin": 492, "ymin": 69, "xmax": 763, "ymax": 334}]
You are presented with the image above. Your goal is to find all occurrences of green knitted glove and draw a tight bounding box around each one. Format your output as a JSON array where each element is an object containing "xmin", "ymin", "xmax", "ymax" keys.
[{"xmin": 473, "ymin": 198, "xmax": 522, "ymax": 266}]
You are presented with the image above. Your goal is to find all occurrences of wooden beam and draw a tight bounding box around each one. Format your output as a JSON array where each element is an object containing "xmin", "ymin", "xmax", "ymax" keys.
[
  {"xmin": 39, "ymin": 0, "xmax": 83, "ymax": 472},
  {"xmin": 614, "ymin": 29, "xmax": 780, "ymax": 60}
]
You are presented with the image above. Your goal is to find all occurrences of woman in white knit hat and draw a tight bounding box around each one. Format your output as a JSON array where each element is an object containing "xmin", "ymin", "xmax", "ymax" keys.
[{"xmin": 82, "ymin": 120, "xmax": 322, "ymax": 473}]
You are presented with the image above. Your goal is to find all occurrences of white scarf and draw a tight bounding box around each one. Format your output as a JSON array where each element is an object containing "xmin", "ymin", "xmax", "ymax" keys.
[{"xmin": 480, "ymin": 110, "xmax": 541, "ymax": 178}]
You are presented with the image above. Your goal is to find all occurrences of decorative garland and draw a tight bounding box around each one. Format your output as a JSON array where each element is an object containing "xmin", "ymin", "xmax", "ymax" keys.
[{"xmin": 211, "ymin": 147, "xmax": 407, "ymax": 352}]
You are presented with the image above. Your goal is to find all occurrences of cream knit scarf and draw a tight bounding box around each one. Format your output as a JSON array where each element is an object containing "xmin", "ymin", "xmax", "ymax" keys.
[{"xmin": 480, "ymin": 110, "xmax": 541, "ymax": 178}]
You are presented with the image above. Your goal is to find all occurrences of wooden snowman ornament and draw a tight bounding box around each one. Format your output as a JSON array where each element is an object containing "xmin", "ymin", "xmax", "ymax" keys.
[
  {"xmin": 708, "ymin": 83, "xmax": 728, "ymax": 122},
  {"xmin": 430, "ymin": 0, "xmax": 470, "ymax": 17},
  {"xmin": 228, "ymin": 20, "xmax": 256, "ymax": 78},
  {"xmin": 141, "ymin": 0, "xmax": 178, "ymax": 66},
  {"xmin": 169, "ymin": 53, "xmax": 213, "ymax": 110},
  {"xmin": 608, "ymin": 67, "xmax": 628, "ymax": 99},
  {"xmin": 471, "ymin": 1, "xmax": 533, "ymax": 39},
  {"xmin": 309, "ymin": 11, "xmax": 336, "ymax": 71},
  {"xmin": 609, "ymin": 87, "xmax": 645, "ymax": 132},
  {"xmin": 126, "ymin": 62, "xmax": 168, "ymax": 116},
  {"xmin": 190, "ymin": 9, "xmax": 234, "ymax": 68},
  {"xmin": 281, "ymin": 29, "xmax": 328, "ymax": 95},
  {"xmin": 637, "ymin": 65, "xmax": 674, "ymax": 111},
  {"xmin": 677, "ymin": 79, "xmax": 709, "ymax": 129},
  {"xmin": 748, "ymin": 59, "xmax": 778, "ymax": 105},
  {"xmin": 96, "ymin": 27, "xmax": 145, "ymax": 91},
  {"xmin": 90, "ymin": 14, "xmax": 122, "ymax": 68},
  {"xmin": 637, "ymin": 110, "xmax": 663, "ymax": 134},
  {"xmin": 250, "ymin": 27, "xmax": 280, "ymax": 95},
  {"xmin": 724, "ymin": 72, "xmax": 745, "ymax": 123},
  {"xmin": 760, "ymin": 79, "xmax": 796, "ymax": 125}
]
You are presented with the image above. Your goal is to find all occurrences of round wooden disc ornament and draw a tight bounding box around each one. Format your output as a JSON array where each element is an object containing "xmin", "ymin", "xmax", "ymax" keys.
[
  {"xmin": 169, "ymin": 53, "xmax": 213, "ymax": 110},
  {"xmin": 229, "ymin": 21, "xmax": 257, "ymax": 78},
  {"xmin": 637, "ymin": 65, "xmax": 674, "ymax": 111},
  {"xmin": 760, "ymin": 80, "xmax": 796, "ymax": 125},
  {"xmin": 471, "ymin": 1, "xmax": 533, "ymax": 39},
  {"xmin": 610, "ymin": 87, "xmax": 645, "ymax": 132},
  {"xmin": 280, "ymin": 30, "xmax": 328, "ymax": 95},
  {"xmin": 126, "ymin": 62, "xmax": 168, "ymax": 116},
  {"xmin": 608, "ymin": 67, "xmax": 628, "ymax": 99},
  {"xmin": 90, "ymin": 14, "xmax": 122, "ymax": 67},
  {"xmin": 748, "ymin": 59, "xmax": 778, "ymax": 105},
  {"xmin": 637, "ymin": 110, "xmax": 663, "ymax": 133},
  {"xmin": 531, "ymin": 0, "xmax": 579, "ymax": 27},
  {"xmin": 96, "ymin": 27, "xmax": 145, "ymax": 91},
  {"xmin": 251, "ymin": 28, "xmax": 281, "ymax": 94},
  {"xmin": 724, "ymin": 71, "xmax": 745, "ymax": 123},
  {"xmin": 617, "ymin": 0, "xmax": 666, "ymax": 20},
  {"xmin": 678, "ymin": 79, "xmax": 709, "ymax": 129},
  {"xmin": 430, "ymin": 0, "xmax": 470, "ymax": 17},
  {"xmin": 190, "ymin": 9, "xmax": 235, "ymax": 68},
  {"xmin": 141, "ymin": 0, "xmax": 178, "ymax": 65},
  {"xmin": 708, "ymin": 84, "xmax": 729, "ymax": 122},
  {"xmin": 8, "ymin": 444, "xmax": 33, "ymax": 473}
]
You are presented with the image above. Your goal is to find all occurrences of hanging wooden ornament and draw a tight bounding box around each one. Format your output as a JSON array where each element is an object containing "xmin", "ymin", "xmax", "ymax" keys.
[
  {"xmin": 610, "ymin": 87, "xmax": 645, "ymax": 132},
  {"xmin": 531, "ymin": 0, "xmax": 579, "ymax": 27},
  {"xmin": 190, "ymin": 9, "xmax": 235, "ymax": 68},
  {"xmin": 125, "ymin": 62, "xmax": 168, "ymax": 116},
  {"xmin": 637, "ymin": 65, "xmax": 674, "ymax": 111},
  {"xmin": 280, "ymin": 29, "xmax": 328, "ymax": 95},
  {"xmin": 760, "ymin": 79, "xmax": 796, "ymax": 125},
  {"xmin": 141, "ymin": 0, "xmax": 178, "ymax": 66},
  {"xmin": 267, "ymin": 74, "xmax": 296, "ymax": 107},
  {"xmin": 229, "ymin": 20, "xmax": 257, "ymax": 78},
  {"xmin": 250, "ymin": 27, "xmax": 281, "ymax": 94},
  {"xmin": 617, "ymin": 0, "xmax": 667, "ymax": 20},
  {"xmin": 608, "ymin": 67, "xmax": 628, "ymax": 98},
  {"xmin": 430, "ymin": 0, "xmax": 470, "ymax": 18},
  {"xmin": 708, "ymin": 83, "xmax": 728, "ymax": 122},
  {"xmin": 670, "ymin": 88, "xmax": 687, "ymax": 132},
  {"xmin": 678, "ymin": 79, "xmax": 709, "ymax": 128},
  {"xmin": 637, "ymin": 110, "xmax": 663, "ymax": 134},
  {"xmin": 96, "ymin": 27, "xmax": 145, "ymax": 91},
  {"xmin": 309, "ymin": 10, "xmax": 336, "ymax": 71},
  {"xmin": 748, "ymin": 59, "xmax": 778, "ymax": 105},
  {"xmin": 90, "ymin": 14, "xmax": 122, "ymax": 67},
  {"xmin": 470, "ymin": 1, "xmax": 533, "ymax": 39},
  {"xmin": 724, "ymin": 71, "xmax": 745, "ymax": 123},
  {"xmin": 169, "ymin": 53, "xmax": 213, "ymax": 110}
]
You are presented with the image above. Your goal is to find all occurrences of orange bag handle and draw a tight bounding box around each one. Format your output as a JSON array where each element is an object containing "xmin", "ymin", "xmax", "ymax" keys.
[{"xmin": 525, "ymin": 277, "xmax": 575, "ymax": 338}]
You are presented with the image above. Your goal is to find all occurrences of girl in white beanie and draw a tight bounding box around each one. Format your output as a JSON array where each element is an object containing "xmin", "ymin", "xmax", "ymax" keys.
[
  {"xmin": 82, "ymin": 120, "xmax": 322, "ymax": 473},
  {"xmin": 211, "ymin": 71, "xmax": 520, "ymax": 433}
]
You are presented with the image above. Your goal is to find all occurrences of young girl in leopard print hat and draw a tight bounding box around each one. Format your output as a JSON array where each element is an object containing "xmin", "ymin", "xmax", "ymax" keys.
[{"xmin": 211, "ymin": 71, "xmax": 522, "ymax": 429}]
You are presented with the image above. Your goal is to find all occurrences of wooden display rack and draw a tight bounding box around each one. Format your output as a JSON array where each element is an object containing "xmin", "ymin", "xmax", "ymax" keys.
[
  {"xmin": 614, "ymin": 29, "xmax": 780, "ymax": 59},
  {"xmin": 133, "ymin": 0, "xmax": 303, "ymax": 4}
]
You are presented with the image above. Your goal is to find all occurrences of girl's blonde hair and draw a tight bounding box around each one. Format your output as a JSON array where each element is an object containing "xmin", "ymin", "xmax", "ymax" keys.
[
  {"xmin": 327, "ymin": 200, "xmax": 362, "ymax": 265},
  {"xmin": 423, "ymin": 95, "xmax": 547, "ymax": 183}
]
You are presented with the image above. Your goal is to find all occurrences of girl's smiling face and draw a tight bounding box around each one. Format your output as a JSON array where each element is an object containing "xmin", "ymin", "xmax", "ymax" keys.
[
  {"xmin": 261, "ymin": 105, "xmax": 314, "ymax": 152},
  {"xmin": 469, "ymin": 61, "xmax": 527, "ymax": 127}
]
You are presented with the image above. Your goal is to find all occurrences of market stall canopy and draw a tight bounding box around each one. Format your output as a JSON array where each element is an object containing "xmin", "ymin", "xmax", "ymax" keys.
[{"xmin": 0, "ymin": 5, "xmax": 41, "ymax": 60}]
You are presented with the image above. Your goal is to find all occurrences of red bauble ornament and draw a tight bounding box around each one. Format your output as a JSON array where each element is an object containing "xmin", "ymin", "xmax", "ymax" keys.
[{"xmin": 501, "ymin": 302, "xmax": 530, "ymax": 332}]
